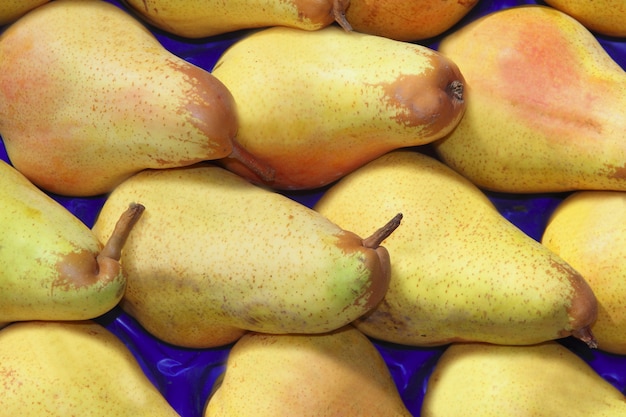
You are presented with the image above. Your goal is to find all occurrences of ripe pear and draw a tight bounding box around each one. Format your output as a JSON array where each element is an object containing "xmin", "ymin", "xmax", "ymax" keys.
[
  {"xmin": 213, "ymin": 25, "xmax": 466, "ymax": 190},
  {"xmin": 314, "ymin": 150, "xmax": 598, "ymax": 348},
  {"xmin": 91, "ymin": 163, "xmax": 400, "ymax": 349},
  {"xmin": 0, "ymin": 160, "xmax": 144, "ymax": 328},
  {"xmin": 344, "ymin": 0, "xmax": 479, "ymax": 41},
  {"xmin": 544, "ymin": 0, "xmax": 626, "ymax": 37},
  {"xmin": 122, "ymin": 0, "xmax": 352, "ymax": 39},
  {"xmin": 204, "ymin": 325, "xmax": 412, "ymax": 417},
  {"xmin": 0, "ymin": 0, "xmax": 268, "ymax": 197},
  {"xmin": 433, "ymin": 5, "xmax": 626, "ymax": 193},
  {"xmin": 0, "ymin": 0, "xmax": 48, "ymax": 26},
  {"xmin": 421, "ymin": 341, "xmax": 626, "ymax": 417},
  {"xmin": 542, "ymin": 191, "xmax": 626, "ymax": 355},
  {"xmin": 0, "ymin": 320, "xmax": 181, "ymax": 416}
]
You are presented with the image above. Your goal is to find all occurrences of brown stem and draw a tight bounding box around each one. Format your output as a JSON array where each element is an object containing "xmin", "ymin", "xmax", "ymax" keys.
[
  {"xmin": 572, "ymin": 326, "xmax": 598, "ymax": 349},
  {"xmin": 228, "ymin": 139, "xmax": 276, "ymax": 183},
  {"xmin": 333, "ymin": 0, "xmax": 353, "ymax": 32},
  {"xmin": 98, "ymin": 203, "xmax": 145, "ymax": 261},
  {"xmin": 362, "ymin": 213, "xmax": 403, "ymax": 249}
]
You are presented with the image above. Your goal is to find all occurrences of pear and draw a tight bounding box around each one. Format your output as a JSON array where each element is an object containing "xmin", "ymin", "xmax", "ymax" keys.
[
  {"xmin": 314, "ymin": 150, "xmax": 598, "ymax": 348},
  {"xmin": 0, "ymin": 160, "xmax": 144, "ymax": 328},
  {"xmin": 544, "ymin": 0, "xmax": 626, "ymax": 37},
  {"xmin": 433, "ymin": 5, "xmax": 626, "ymax": 193},
  {"xmin": 0, "ymin": 320, "xmax": 181, "ymax": 416},
  {"xmin": 204, "ymin": 325, "xmax": 412, "ymax": 417},
  {"xmin": 542, "ymin": 191, "xmax": 626, "ymax": 355},
  {"xmin": 0, "ymin": 0, "xmax": 269, "ymax": 197},
  {"xmin": 0, "ymin": 0, "xmax": 48, "ymax": 26},
  {"xmin": 213, "ymin": 25, "xmax": 466, "ymax": 190},
  {"xmin": 122, "ymin": 0, "xmax": 352, "ymax": 39},
  {"xmin": 421, "ymin": 341, "xmax": 626, "ymax": 417},
  {"xmin": 344, "ymin": 0, "xmax": 479, "ymax": 41},
  {"xmin": 91, "ymin": 163, "xmax": 400, "ymax": 349}
]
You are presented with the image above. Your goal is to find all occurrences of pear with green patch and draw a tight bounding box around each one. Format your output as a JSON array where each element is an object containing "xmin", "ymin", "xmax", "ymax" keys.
[
  {"xmin": 92, "ymin": 163, "xmax": 400, "ymax": 349},
  {"xmin": 314, "ymin": 150, "xmax": 598, "ymax": 348},
  {"xmin": 0, "ymin": 160, "xmax": 144, "ymax": 328}
]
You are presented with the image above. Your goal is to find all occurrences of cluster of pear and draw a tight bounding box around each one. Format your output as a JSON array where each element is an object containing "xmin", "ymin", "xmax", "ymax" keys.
[{"xmin": 0, "ymin": 0, "xmax": 626, "ymax": 416}]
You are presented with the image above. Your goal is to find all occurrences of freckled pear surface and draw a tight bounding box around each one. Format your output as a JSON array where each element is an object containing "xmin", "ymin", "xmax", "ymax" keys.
[
  {"xmin": 0, "ymin": 0, "xmax": 237, "ymax": 196},
  {"xmin": 0, "ymin": 321, "xmax": 181, "ymax": 416},
  {"xmin": 0, "ymin": 160, "xmax": 125, "ymax": 324},
  {"xmin": 314, "ymin": 150, "xmax": 597, "ymax": 347},
  {"xmin": 434, "ymin": 5, "xmax": 626, "ymax": 193},
  {"xmin": 91, "ymin": 164, "xmax": 388, "ymax": 348},
  {"xmin": 213, "ymin": 25, "xmax": 465, "ymax": 189}
]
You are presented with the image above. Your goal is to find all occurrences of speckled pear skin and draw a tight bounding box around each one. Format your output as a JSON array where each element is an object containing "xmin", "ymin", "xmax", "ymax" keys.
[
  {"xmin": 542, "ymin": 191, "xmax": 626, "ymax": 355},
  {"xmin": 213, "ymin": 25, "xmax": 466, "ymax": 190},
  {"xmin": 434, "ymin": 5, "xmax": 626, "ymax": 193},
  {"xmin": 123, "ymin": 0, "xmax": 351, "ymax": 38},
  {"xmin": 0, "ymin": 160, "xmax": 141, "ymax": 328},
  {"xmin": 544, "ymin": 0, "xmax": 626, "ymax": 37},
  {"xmin": 421, "ymin": 342, "xmax": 626, "ymax": 417},
  {"xmin": 0, "ymin": 320, "xmax": 181, "ymax": 417},
  {"xmin": 314, "ymin": 150, "xmax": 598, "ymax": 347},
  {"xmin": 0, "ymin": 0, "xmax": 238, "ymax": 197},
  {"xmin": 204, "ymin": 325, "xmax": 413, "ymax": 417},
  {"xmin": 91, "ymin": 163, "xmax": 393, "ymax": 349},
  {"xmin": 0, "ymin": 0, "xmax": 49, "ymax": 25}
]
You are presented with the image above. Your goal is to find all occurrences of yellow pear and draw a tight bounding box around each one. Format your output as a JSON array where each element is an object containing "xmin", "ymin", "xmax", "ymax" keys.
[
  {"xmin": 204, "ymin": 325, "xmax": 412, "ymax": 417},
  {"xmin": 314, "ymin": 150, "xmax": 598, "ymax": 348},
  {"xmin": 344, "ymin": 0, "xmax": 479, "ymax": 41},
  {"xmin": 0, "ymin": 320, "xmax": 181, "ymax": 416},
  {"xmin": 0, "ymin": 160, "xmax": 144, "ymax": 328},
  {"xmin": 542, "ymin": 191, "xmax": 626, "ymax": 355},
  {"xmin": 544, "ymin": 0, "xmax": 626, "ymax": 37},
  {"xmin": 0, "ymin": 0, "xmax": 49, "ymax": 26},
  {"xmin": 91, "ymin": 163, "xmax": 400, "ymax": 349},
  {"xmin": 421, "ymin": 341, "xmax": 626, "ymax": 417},
  {"xmin": 122, "ymin": 0, "xmax": 352, "ymax": 38},
  {"xmin": 213, "ymin": 25, "xmax": 466, "ymax": 190},
  {"xmin": 0, "ymin": 0, "xmax": 268, "ymax": 197},
  {"xmin": 434, "ymin": 5, "xmax": 626, "ymax": 193}
]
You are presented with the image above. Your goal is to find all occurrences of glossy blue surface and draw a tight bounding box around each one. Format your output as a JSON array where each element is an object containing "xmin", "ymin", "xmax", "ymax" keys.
[{"xmin": 1, "ymin": 1, "xmax": 626, "ymax": 415}]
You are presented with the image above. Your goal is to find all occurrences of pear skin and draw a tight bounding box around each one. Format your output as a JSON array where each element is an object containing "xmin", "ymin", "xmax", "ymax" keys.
[
  {"xmin": 422, "ymin": 341, "xmax": 626, "ymax": 417},
  {"xmin": 213, "ymin": 25, "xmax": 466, "ymax": 190},
  {"xmin": 0, "ymin": 320, "xmax": 181, "ymax": 417},
  {"xmin": 204, "ymin": 325, "xmax": 412, "ymax": 417},
  {"xmin": 344, "ymin": 0, "xmax": 479, "ymax": 41},
  {"xmin": 542, "ymin": 191, "xmax": 626, "ymax": 355},
  {"xmin": 123, "ymin": 0, "xmax": 352, "ymax": 38},
  {"xmin": 0, "ymin": 0, "xmax": 49, "ymax": 25},
  {"xmin": 544, "ymin": 0, "xmax": 626, "ymax": 37},
  {"xmin": 91, "ymin": 163, "xmax": 399, "ymax": 349},
  {"xmin": 314, "ymin": 150, "xmax": 598, "ymax": 348},
  {"xmin": 0, "ymin": 0, "xmax": 268, "ymax": 197},
  {"xmin": 434, "ymin": 5, "xmax": 626, "ymax": 193},
  {"xmin": 0, "ymin": 160, "xmax": 144, "ymax": 328}
]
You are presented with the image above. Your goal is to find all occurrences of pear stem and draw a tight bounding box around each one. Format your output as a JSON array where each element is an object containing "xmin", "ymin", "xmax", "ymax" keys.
[
  {"xmin": 333, "ymin": 0, "xmax": 353, "ymax": 32},
  {"xmin": 98, "ymin": 203, "xmax": 145, "ymax": 261},
  {"xmin": 362, "ymin": 213, "xmax": 403, "ymax": 249},
  {"xmin": 573, "ymin": 326, "xmax": 598, "ymax": 349},
  {"xmin": 228, "ymin": 139, "xmax": 276, "ymax": 183}
]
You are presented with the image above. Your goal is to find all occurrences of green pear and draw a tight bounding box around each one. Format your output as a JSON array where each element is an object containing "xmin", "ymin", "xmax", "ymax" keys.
[
  {"xmin": 433, "ymin": 5, "xmax": 626, "ymax": 193},
  {"xmin": 0, "ymin": 320, "xmax": 181, "ymax": 416},
  {"xmin": 0, "ymin": 0, "xmax": 269, "ymax": 197},
  {"xmin": 542, "ymin": 191, "xmax": 626, "ymax": 355},
  {"xmin": 314, "ymin": 150, "xmax": 598, "ymax": 348},
  {"xmin": 544, "ymin": 0, "xmax": 626, "ymax": 37},
  {"xmin": 421, "ymin": 341, "xmax": 626, "ymax": 417},
  {"xmin": 0, "ymin": 160, "xmax": 144, "ymax": 328},
  {"xmin": 0, "ymin": 0, "xmax": 48, "ymax": 26},
  {"xmin": 91, "ymin": 163, "xmax": 400, "ymax": 349},
  {"xmin": 122, "ymin": 0, "xmax": 352, "ymax": 39},
  {"xmin": 204, "ymin": 325, "xmax": 412, "ymax": 417},
  {"xmin": 213, "ymin": 25, "xmax": 466, "ymax": 190}
]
